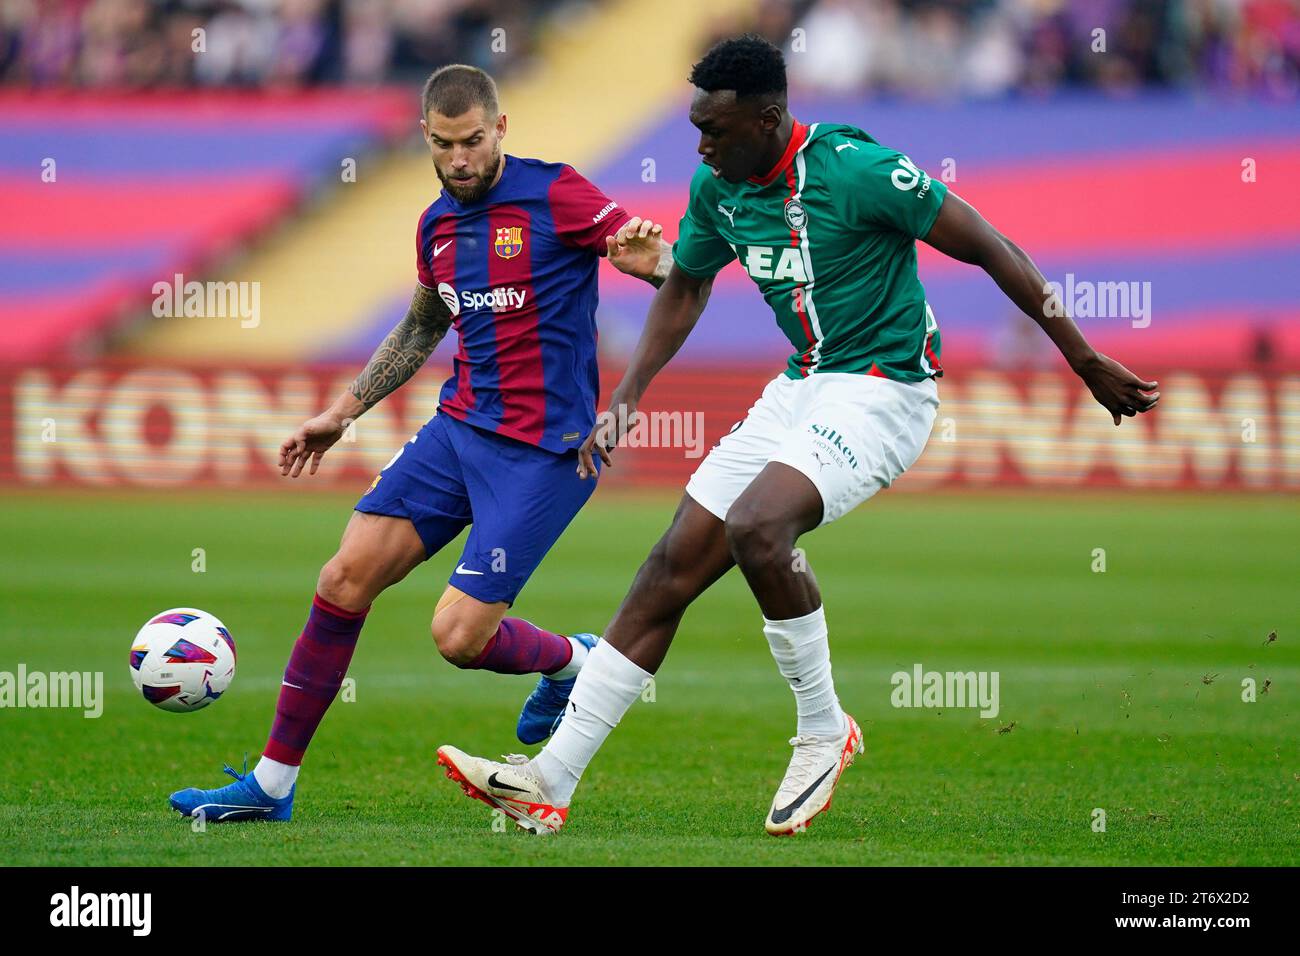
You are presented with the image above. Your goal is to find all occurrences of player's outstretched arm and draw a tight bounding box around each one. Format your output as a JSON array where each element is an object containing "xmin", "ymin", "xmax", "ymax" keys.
[
  {"xmin": 922, "ymin": 192, "xmax": 1160, "ymax": 426},
  {"xmin": 278, "ymin": 284, "xmax": 453, "ymax": 477},
  {"xmin": 577, "ymin": 264, "xmax": 714, "ymax": 477},
  {"xmin": 604, "ymin": 216, "xmax": 674, "ymax": 288}
]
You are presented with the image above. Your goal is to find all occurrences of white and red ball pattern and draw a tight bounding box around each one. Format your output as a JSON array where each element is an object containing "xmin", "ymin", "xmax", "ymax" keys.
[{"xmin": 129, "ymin": 608, "xmax": 236, "ymax": 712}]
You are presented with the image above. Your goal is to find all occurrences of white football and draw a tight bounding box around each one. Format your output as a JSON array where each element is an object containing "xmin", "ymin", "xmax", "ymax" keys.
[{"xmin": 129, "ymin": 608, "xmax": 237, "ymax": 712}]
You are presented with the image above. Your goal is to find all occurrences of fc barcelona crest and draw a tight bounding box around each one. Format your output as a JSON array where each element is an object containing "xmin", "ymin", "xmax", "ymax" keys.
[{"xmin": 494, "ymin": 226, "xmax": 525, "ymax": 259}]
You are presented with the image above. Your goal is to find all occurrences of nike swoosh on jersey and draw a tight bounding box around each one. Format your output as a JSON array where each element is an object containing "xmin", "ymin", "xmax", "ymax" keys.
[
  {"xmin": 434, "ymin": 240, "xmax": 453, "ymax": 257},
  {"xmin": 454, "ymin": 563, "xmax": 484, "ymax": 575},
  {"xmin": 769, "ymin": 765, "xmax": 835, "ymax": 824}
]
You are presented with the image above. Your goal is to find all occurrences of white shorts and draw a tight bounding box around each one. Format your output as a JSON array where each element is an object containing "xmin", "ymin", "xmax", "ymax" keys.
[{"xmin": 685, "ymin": 372, "xmax": 939, "ymax": 526}]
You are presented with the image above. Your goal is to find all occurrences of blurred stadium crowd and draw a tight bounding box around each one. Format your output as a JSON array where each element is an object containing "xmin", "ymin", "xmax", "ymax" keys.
[
  {"xmin": 0, "ymin": 0, "xmax": 572, "ymax": 88},
  {"xmin": 1, "ymin": 0, "xmax": 1297, "ymax": 96},
  {"xmin": 742, "ymin": 0, "xmax": 1300, "ymax": 97}
]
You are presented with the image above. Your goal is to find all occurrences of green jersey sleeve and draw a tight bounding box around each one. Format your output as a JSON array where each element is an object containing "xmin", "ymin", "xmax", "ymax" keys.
[
  {"xmin": 671, "ymin": 165, "xmax": 737, "ymax": 278},
  {"xmin": 837, "ymin": 140, "xmax": 948, "ymax": 240}
]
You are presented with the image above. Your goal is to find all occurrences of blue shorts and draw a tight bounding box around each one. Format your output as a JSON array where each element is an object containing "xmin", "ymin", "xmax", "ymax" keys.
[{"xmin": 355, "ymin": 412, "xmax": 598, "ymax": 605}]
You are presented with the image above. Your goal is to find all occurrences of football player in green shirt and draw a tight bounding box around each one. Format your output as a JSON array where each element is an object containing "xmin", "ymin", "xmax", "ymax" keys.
[{"xmin": 436, "ymin": 35, "xmax": 1159, "ymax": 836}]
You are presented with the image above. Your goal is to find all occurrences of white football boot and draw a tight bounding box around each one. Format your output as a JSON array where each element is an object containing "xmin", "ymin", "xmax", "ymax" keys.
[
  {"xmin": 764, "ymin": 714, "xmax": 864, "ymax": 836},
  {"xmin": 436, "ymin": 745, "xmax": 567, "ymax": 835}
]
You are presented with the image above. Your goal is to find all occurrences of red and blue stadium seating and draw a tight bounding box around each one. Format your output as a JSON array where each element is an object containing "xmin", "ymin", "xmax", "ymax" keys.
[{"xmin": 0, "ymin": 90, "xmax": 409, "ymax": 362}]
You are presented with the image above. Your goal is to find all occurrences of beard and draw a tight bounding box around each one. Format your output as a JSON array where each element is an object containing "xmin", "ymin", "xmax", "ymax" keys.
[{"xmin": 436, "ymin": 146, "xmax": 503, "ymax": 204}]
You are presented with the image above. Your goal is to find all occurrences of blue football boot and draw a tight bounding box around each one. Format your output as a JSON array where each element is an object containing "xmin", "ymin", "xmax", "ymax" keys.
[
  {"xmin": 169, "ymin": 757, "xmax": 294, "ymax": 822},
  {"xmin": 517, "ymin": 633, "xmax": 599, "ymax": 744}
]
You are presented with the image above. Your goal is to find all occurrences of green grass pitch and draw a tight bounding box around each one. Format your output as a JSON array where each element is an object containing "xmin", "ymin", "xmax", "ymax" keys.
[{"xmin": 0, "ymin": 487, "xmax": 1295, "ymax": 866}]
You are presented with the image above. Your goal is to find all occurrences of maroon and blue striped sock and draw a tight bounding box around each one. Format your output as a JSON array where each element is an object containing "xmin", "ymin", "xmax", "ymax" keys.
[
  {"xmin": 465, "ymin": 617, "xmax": 573, "ymax": 675},
  {"xmin": 263, "ymin": 593, "xmax": 369, "ymax": 766}
]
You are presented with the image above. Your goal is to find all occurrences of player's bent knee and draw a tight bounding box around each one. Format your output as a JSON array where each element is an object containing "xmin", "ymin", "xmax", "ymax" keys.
[
  {"xmin": 724, "ymin": 507, "xmax": 792, "ymax": 567},
  {"xmin": 316, "ymin": 556, "xmax": 371, "ymax": 611},
  {"xmin": 625, "ymin": 543, "xmax": 696, "ymax": 618},
  {"xmin": 430, "ymin": 611, "xmax": 493, "ymax": 668}
]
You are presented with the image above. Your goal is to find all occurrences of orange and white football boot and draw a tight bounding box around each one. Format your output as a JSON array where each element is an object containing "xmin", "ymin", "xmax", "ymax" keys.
[
  {"xmin": 436, "ymin": 745, "xmax": 568, "ymax": 835},
  {"xmin": 764, "ymin": 713, "xmax": 864, "ymax": 836}
]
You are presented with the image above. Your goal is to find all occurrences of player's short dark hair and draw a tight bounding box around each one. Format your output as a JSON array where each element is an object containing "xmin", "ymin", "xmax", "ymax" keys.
[
  {"xmin": 421, "ymin": 64, "xmax": 499, "ymax": 120},
  {"xmin": 689, "ymin": 34, "xmax": 787, "ymax": 100}
]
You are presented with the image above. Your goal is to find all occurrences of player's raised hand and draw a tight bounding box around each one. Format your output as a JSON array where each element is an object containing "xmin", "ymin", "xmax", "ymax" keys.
[
  {"xmin": 278, "ymin": 412, "xmax": 349, "ymax": 477},
  {"xmin": 605, "ymin": 216, "xmax": 666, "ymax": 280},
  {"xmin": 577, "ymin": 401, "xmax": 642, "ymax": 479},
  {"xmin": 1074, "ymin": 352, "xmax": 1160, "ymax": 426}
]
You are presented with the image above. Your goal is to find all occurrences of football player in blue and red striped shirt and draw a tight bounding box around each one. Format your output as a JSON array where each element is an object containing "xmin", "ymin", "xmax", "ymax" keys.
[{"xmin": 169, "ymin": 65, "xmax": 672, "ymax": 823}]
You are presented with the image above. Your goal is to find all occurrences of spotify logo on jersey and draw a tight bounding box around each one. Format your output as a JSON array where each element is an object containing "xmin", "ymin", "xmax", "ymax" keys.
[{"xmin": 438, "ymin": 282, "xmax": 530, "ymax": 314}]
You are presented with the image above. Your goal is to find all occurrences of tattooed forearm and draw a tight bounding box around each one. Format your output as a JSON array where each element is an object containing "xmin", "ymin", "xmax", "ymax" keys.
[{"xmin": 350, "ymin": 284, "xmax": 453, "ymax": 411}]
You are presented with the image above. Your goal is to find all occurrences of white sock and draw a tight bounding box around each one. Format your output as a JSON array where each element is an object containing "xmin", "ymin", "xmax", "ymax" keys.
[
  {"xmin": 253, "ymin": 756, "xmax": 299, "ymax": 799},
  {"xmin": 548, "ymin": 635, "xmax": 591, "ymax": 681},
  {"xmin": 763, "ymin": 605, "xmax": 847, "ymax": 738},
  {"xmin": 534, "ymin": 640, "xmax": 650, "ymax": 806}
]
